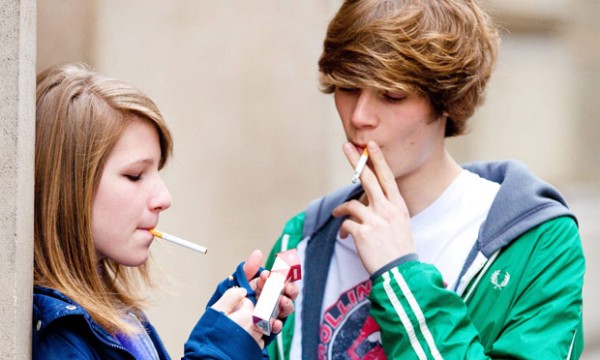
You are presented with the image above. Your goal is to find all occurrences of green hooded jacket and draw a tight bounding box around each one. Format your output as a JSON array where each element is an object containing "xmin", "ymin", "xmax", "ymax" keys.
[{"xmin": 266, "ymin": 161, "xmax": 585, "ymax": 359}]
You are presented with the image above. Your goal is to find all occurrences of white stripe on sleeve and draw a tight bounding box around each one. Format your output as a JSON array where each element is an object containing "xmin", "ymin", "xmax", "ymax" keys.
[
  {"xmin": 390, "ymin": 268, "xmax": 443, "ymax": 360},
  {"xmin": 382, "ymin": 272, "xmax": 428, "ymax": 360}
]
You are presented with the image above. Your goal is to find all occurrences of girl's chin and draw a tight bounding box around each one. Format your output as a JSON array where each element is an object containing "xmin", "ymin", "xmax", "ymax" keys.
[
  {"xmin": 121, "ymin": 258, "xmax": 149, "ymax": 267},
  {"xmin": 112, "ymin": 251, "xmax": 150, "ymax": 267}
]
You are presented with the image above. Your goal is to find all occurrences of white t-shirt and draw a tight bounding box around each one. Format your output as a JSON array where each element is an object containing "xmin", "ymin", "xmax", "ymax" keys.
[{"xmin": 289, "ymin": 170, "xmax": 500, "ymax": 359}]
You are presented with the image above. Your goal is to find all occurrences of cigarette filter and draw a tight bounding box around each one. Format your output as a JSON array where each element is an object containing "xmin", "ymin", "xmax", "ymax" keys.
[
  {"xmin": 351, "ymin": 148, "xmax": 369, "ymax": 184},
  {"xmin": 150, "ymin": 229, "xmax": 208, "ymax": 254}
]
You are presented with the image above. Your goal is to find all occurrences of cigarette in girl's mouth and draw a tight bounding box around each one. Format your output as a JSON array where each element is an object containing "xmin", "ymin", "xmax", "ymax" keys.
[
  {"xmin": 351, "ymin": 148, "xmax": 369, "ymax": 184},
  {"xmin": 150, "ymin": 229, "xmax": 208, "ymax": 254}
]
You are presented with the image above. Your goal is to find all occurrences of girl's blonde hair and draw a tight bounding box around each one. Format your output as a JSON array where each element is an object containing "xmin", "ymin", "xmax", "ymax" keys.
[
  {"xmin": 34, "ymin": 63, "xmax": 173, "ymax": 334},
  {"xmin": 319, "ymin": 0, "xmax": 500, "ymax": 136}
]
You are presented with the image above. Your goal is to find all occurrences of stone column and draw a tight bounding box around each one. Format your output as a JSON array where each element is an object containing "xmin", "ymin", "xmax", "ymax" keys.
[{"xmin": 0, "ymin": 0, "xmax": 36, "ymax": 359}]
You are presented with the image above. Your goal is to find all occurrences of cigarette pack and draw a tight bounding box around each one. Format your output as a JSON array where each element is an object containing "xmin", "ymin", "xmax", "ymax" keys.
[{"xmin": 252, "ymin": 249, "xmax": 301, "ymax": 335}]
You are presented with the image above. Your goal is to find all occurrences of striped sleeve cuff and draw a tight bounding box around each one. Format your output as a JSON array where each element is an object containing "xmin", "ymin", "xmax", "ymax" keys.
[{"xmin": 370, "ymin": 253, "xmax": 419, "ymax": 281}]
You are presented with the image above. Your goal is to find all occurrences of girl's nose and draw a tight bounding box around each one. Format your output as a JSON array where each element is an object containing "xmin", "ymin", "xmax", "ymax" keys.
[{"xmin": 150, "ymin": 177, "xmax": 172, "ymax": 212}]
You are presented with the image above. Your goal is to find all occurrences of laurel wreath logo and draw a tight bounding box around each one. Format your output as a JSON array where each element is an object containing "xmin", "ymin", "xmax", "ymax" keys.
[{"xmin": 490, "ymin": 270, "xmax": 510, "ymax": 290}]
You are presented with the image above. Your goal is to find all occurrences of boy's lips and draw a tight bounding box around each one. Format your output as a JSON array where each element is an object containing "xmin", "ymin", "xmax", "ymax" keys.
[{"xmin": 353, "ymin": 143, "xmax": 366, "ymax": 153}]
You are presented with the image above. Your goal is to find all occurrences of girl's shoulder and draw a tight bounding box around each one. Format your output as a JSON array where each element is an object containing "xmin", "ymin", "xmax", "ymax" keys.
[
  {"xmin": 33, "ymin": 286, "xmax": 114, "ymax": 358},
  {"xmin": 33, "ymin": 286, "xmax": 88, "ymax": 326}
]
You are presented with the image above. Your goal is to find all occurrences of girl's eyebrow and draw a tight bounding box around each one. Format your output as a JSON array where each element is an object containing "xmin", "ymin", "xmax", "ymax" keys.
[{"xmin": 125, "ymin": 158, "xmax": 155, "ymax": 167}]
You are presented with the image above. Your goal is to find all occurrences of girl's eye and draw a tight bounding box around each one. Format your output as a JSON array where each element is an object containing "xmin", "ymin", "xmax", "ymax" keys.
[{"xmin": 125, "ymin": 174, "xmax": 142, "ymax": 181}]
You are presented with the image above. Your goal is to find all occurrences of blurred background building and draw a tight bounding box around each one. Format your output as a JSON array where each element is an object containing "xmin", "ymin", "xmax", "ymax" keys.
[{"xmin": 30, "ymin": 0, "xmax": 600, "ymax": 358}]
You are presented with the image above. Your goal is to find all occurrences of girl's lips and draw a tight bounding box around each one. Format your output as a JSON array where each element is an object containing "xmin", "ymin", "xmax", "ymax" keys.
[{"xmin": 137, "ymin": 228, "xmax": 155, "ymax": 239}]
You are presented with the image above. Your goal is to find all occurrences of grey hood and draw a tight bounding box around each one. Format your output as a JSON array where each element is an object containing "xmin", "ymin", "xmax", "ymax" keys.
[{"xmin": 463, "ymin": 160, "xmax": 576, "ymax": 257}]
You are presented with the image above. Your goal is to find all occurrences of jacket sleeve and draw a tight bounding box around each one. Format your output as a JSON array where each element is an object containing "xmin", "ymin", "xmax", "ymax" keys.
[
  {"xmin": 204, "ymin": 262, "xmax": 261, "ymax": 309},
  {"xmin": 368, "ymin": 217, "xmax": 585, "ymax": 359},
  {"xmin": 265, "ymin": 212, "xmax": 306, "ymax": 360},
  {"xmin": 183, "ymin": 308, "xmax": 264, "ymax": 359},
  {"xmin": 369, "ymin": 260, "xmax": 487, "ymax": 359}
]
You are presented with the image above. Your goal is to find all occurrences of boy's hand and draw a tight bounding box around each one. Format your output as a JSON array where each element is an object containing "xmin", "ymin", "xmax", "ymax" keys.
[{"xmin": 333, "ymin": 141, "xmax": 416, "ymax": 274}]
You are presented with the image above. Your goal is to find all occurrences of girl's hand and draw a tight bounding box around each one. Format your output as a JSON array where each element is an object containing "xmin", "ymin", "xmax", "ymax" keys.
[
  {"xmin": 211, "ymin": 287, "xmax": 265, "ymax": 348},
  {"xmin": 332, "ymin": 141, "xmax": 416, "ymax": 274},
  {"xmin": 243, "ymin": 249, "xmax": 298, "ymax": 334}
]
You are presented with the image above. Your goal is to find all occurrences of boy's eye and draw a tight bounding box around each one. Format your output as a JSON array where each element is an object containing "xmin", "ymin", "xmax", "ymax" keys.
[
  {"xmin": 337, "ymin": 87, "xmax": 360, "ymax": 93},
  {"xmin": 383, "ymin": 91, "xmax": 406, "ymax": 102}
]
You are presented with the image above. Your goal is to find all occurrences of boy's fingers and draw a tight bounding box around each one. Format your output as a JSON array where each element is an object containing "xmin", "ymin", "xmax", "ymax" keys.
[
  {"xmin": 342, "ymin": 143, "xmax": 385, "ymax": 204},
  {"xmin": 366, "ymin": 141, "xmax": 403, "ymax": 204}
]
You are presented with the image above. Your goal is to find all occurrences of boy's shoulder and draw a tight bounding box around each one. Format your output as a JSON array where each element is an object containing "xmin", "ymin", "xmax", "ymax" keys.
[{"xmin": 303, "ymin": 184, "xmax": 362, "ymax": 238}]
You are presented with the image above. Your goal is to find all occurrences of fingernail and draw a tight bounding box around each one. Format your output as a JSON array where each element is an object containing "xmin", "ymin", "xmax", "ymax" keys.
[
  {"xmin": 367, "ymin": 141, "xmax": 377, "ymax": 151},
  {"xmin": 343, "ymin": 142, "xmax": 354, "ymax": 152}
]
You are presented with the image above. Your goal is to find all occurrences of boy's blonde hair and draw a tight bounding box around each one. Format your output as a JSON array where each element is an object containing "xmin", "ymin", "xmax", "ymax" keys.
[{"xmin": 319, "ymin": 0, "xmax": 500, "ymax": 136}]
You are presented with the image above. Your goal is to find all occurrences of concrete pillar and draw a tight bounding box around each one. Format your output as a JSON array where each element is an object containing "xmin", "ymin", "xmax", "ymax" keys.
[{"xmin": 0, "ymin": 0, "xmax": 36, "ymax": 359}]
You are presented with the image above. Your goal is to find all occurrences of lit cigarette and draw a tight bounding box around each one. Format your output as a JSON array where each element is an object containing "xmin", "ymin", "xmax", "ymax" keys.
[
  {"xmin": 150, "ymin": 229, "xmax": 208, "ymax": 254},
  {"xmin": 351, "ymin": 148, "xmax": 369, "ymax": 183}
]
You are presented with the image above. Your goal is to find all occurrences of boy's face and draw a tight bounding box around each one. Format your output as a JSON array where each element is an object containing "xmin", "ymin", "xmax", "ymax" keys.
[
  {"xmin": 334, "ymin": 87, "xmax": 447, "ymax": 182},
  {"xmin": 91, "ymin": 116, "xmax": 172, "ymax": 266}
]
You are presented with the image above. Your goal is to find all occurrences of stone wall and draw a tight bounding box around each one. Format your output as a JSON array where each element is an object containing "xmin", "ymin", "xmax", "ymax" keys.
[{"xmin": 0, "ymin": 0, "xmax": 35, "ymax": 359}]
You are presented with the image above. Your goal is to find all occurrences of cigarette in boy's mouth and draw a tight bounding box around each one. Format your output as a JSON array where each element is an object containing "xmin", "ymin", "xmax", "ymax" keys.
[
  {"xmin": 351, "ymin": 148, "xmax": 369, "ymax": 184},
  {"xmin": 150, "ymin": 229, "xmax": 208, "ymax": 254}
]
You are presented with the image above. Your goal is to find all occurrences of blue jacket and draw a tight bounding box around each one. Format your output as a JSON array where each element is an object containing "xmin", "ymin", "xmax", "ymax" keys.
[{"xmin": 33, "ymin": 263, "xmax": 266, "ymax": 359}]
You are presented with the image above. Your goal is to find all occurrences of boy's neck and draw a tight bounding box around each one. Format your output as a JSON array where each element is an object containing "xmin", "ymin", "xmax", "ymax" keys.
[
  {"xmin": 357, "ymin": 148, "xmax": 462, "ymax": 217},
  {"xmin": 397, "ymin": 149, "xmax": 462, "ymax": 217}
]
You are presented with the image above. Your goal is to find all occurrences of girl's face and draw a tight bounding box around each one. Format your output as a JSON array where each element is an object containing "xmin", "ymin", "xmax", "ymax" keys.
[
  {"xmin": 92, "ymin": 116, "xmax": 172, "ymax": 266},
  {"xmin": 334, "ymin": 87, "xmax": 447, "ymax": 183}
]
